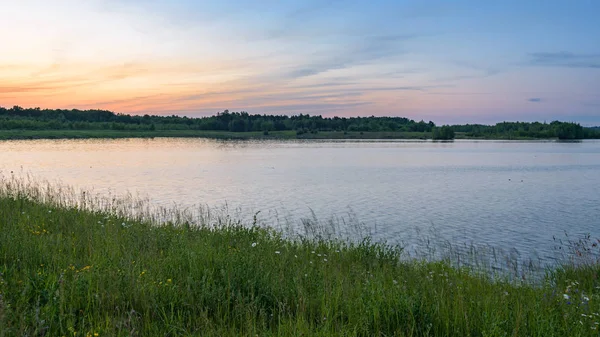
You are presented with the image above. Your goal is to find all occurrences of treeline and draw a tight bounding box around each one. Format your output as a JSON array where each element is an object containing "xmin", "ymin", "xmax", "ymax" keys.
[
  {"xmin": 0, "ymin": 106, "xmax": 598, "ymax": 140},
  {"xmin": 0, "ymin": 106, "xmax": 436, "ymax": 133},
  {"xmin": 452, "ymin": 121, "xmax": 599, "ymax": 140}
]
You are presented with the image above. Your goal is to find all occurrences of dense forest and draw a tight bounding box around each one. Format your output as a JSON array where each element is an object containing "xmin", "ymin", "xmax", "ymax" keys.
[
  {"xmin": 0, "ymin": 106, "xmax": 598, "ymax": 140},
  {"xmin": 451, "ymin": 121, "xmax": 599, "ymax": 140}
]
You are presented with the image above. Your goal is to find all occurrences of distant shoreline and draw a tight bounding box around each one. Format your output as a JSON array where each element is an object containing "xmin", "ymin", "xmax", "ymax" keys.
[
  {"xmin": 2, "ymin": 107, "xmax": 598, "ymax": 140},
  {"xmin": 0, "ymin": 129, "xmax": 591, "ymax": 141}
]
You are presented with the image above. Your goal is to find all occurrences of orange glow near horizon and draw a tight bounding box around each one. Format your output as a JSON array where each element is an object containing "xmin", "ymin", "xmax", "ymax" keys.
[{"xmin": 1, "ymin": 1, "xmax": 599, "ymax": 124}]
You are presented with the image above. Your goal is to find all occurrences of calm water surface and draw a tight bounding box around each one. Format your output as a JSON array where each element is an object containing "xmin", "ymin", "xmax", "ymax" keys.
[{"xmin": 1, "ymin": 138, "xmax": 599, "ymax": 260}]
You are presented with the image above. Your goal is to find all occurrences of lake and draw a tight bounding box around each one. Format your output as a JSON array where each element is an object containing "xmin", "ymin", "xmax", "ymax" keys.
[{"xmin": 1, "ymin": 138, "xmax": 599, "ymax": 262}]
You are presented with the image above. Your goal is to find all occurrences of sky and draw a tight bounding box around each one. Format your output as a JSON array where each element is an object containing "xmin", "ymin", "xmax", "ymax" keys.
[{"xmin": 1, "ymin": 0, "xmax": 599, "ymax": 125}]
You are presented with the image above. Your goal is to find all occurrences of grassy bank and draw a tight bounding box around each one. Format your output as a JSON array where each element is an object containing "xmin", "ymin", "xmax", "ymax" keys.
[
  {"xmin": 0, "ymin": 179, "xmax": 599, "ymax": 336},
  {"xmin": 0, "ymin": 129, "xmax": 295, "ymax": 141},
  {"xmin": 0, "ymin": 129, "xmax": 588, "ymax": 141},
  {"xmin": 0, "ymin": 129, "xmax": 434, "ymax": 141}
]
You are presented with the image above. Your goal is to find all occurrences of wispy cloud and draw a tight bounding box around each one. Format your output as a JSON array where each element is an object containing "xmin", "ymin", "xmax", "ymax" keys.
[
  {"xmin": 427, "ymin": 92, "xmax": 492, "ymax": 96},
  {"xmin": 2, "ymin": 1, "xmax": 600, "ymax": 124},
  {"xmin": 581, "ymin": 101, "xmax": 600, "ymax": 107},
  {"xmin": 432, "ymin": 60, "xmax": 504, "ymax": 83},
  {"xmin": 528, "ymin": 52, "xmax": 600, "ymax": 69},
  {"xmin": 282, "ymin": 34, "xmax": 419, "ymax": 80}
]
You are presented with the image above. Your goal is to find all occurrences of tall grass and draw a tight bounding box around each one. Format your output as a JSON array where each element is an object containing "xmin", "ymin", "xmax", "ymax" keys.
[{"xmin": 0, "ymin": 175, "xmax": 599, "ymax": 336}]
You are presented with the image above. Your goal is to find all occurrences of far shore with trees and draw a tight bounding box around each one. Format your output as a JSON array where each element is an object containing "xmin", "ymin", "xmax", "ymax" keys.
[{"xmin": 0, "ymin": 106, "xmax": 598, "ymax": 141}]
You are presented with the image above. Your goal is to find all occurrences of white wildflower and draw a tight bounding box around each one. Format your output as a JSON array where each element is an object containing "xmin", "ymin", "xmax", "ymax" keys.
[
  {"xmin": 275, "ymin": 251, "xmax": 280, "ymax": 254},
  {"xmin": 564, "ymin": 294, "xmax": 570, "ymax": 300},
  {"xmin": 251, "ymin": 242, "xmax": 257, "ymax": 247}
]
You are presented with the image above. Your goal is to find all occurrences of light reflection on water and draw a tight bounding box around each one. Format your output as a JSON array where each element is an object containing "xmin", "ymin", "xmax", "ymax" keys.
[{"xmin": 1, "ymin": 138, "xmax": 599, "ymax": 262}]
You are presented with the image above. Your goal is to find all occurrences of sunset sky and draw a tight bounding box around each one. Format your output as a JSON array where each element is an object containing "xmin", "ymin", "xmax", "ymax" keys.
[{"xmin": 1, "ymin": 0, "xmax": 599, "ymax": 124}]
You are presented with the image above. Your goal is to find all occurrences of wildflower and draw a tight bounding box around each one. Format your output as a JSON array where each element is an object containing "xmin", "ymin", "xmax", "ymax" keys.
[
  {"xmin": 294, "ymin": 255, "xmax": 298, "ymax": 258},
  {"xmin": 311, "ymin": 251, "xmax": 315, "ymax": 254},
  {"xmin": 167, "ymin": 279, "xmax": 172, "ymax": 283},
  {"xmin": 323, "ymin": 258, "xmax": 327, "ymax": 262},
  {"xmin": 564, "ymin": 294, "xmax": 571, "ymax": 300},
  {"xmin": 583, "ymin": 295, "xmax": 590, "ymax": 301},
  {"xmin": 275, "ymin": 251, "xmax": 280, "ymax": 254},
  {"xmin": 251, "ymin": 242, "xmax": 257, "ymax": 247},
  {"xmin": 48, "ymin": 210, "xmax": 52, "ymax": 213},
  {"xmin": 317, "ymin": 254, "xmax": 322, "ymax": 257}
]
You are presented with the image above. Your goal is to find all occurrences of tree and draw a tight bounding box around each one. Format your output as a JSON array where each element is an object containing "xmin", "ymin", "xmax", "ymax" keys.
[
  {"xmin": 555, "ymin": 122, "xmax": 584, "ymax": 140},
  {"xmin": 432, "ymin": 125, "xmax": 455, "ymax": 140}
]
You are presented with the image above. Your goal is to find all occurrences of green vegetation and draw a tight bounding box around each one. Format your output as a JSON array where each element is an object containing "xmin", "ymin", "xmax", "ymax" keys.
[
  {"xmin": 452, "ymin": 122, "xmax": 599, "ymax": 140},
  {"xmin": 1, "ymin": 177, "xmax": 599, "ymax": 336},
  {"xmin": 432, "ymin": 125, "xmax": 455, "ymax": 140},
  {"xmin": 2, "ymin": 105, "xmax": 599, "ymax": 140},
  {"xmin": 0, "ymin": 129, "xmax": 435, "ymax": 141},
  {"xmin": 0, "ymin": 129, "xmax": 296, "ymax": 141}
]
